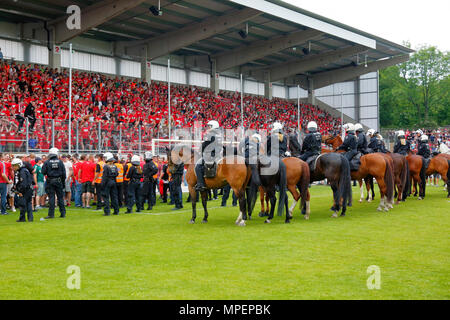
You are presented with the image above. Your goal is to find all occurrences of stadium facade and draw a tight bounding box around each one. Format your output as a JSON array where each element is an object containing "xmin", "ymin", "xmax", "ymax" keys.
[{"xmin": 0, "ymin": 0, "xmax": 413, "ymax": 131}]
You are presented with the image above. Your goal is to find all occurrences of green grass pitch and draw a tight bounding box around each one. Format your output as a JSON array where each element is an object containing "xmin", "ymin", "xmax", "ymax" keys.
[{"xmin": 0, "ymin": 185, "xmax": 448, "ymax": 300}]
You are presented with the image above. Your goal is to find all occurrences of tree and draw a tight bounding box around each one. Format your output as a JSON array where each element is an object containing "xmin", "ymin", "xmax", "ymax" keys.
[{"xmin": 379, "ymin": 44, "xmax": 449, "ymax": 128}]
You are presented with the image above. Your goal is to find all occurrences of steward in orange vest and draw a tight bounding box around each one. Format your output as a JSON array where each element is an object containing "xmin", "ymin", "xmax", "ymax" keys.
[
  {"xmin": 114, "ymin": 156, "xmax": 124, "ymax": 207},
  {"xmin": 93, "ymin": 154, "xmax": 105, "ymax": 210}
]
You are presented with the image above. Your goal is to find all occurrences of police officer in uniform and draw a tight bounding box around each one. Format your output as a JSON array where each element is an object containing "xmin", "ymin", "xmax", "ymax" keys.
[
  {"xmin": 12, "ymin": 158, "xmax": 33, "ymax": 222},
  {"xmin": 195, "ymin": 120, "xmax": 222, "ymax": 192},
  {"xmin": 367, "ymin": 129, "xmax": 378, "ymax": 153},
  {"xmin": 126, "ymin": 155, "xmax": 143, "ymax": 214},
  {"xmin": 101, "ymin": 152, "xmax": 119, "ymax": 216},
  {"xmin": 337, "ymin": 123, "xmax": 358, "ymax": 162},
  {"xmin": 393, "ymin": 130, "xmax": 411, "ymax": 155},
  {"xmin": 170, "ymin": 154, "xmax": 184, "ymax": 211},
  {"xmin": 299, "ymin": 121, "xmax": 322, "ymax": 161},
  {"xmin": 143, "ymin": 152, "xmax": 158, "ymax": 210},
  {"xmin": 417, "ymin": 134, "xmax": 431, "ymax": 169},
  {"xmin": 288, "ymin": 129, "xmax": 302, "ymax": 158},
  {"xmin": 355, "ymin": 123, "xmax": 369, "ymax": 154},
  {"xmin": 266, "ymin": 122, "xmax": 288, "ymax": 158},
  {"xmin": 239, "ymin": 133, "xmax": 262, "ymax": 186},
  {"xmin": 42, "ymin": 147, "xmax": 66, "ymax": 219}
]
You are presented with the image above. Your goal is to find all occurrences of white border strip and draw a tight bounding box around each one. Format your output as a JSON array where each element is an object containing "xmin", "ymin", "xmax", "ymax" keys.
[{"xmin": 229, "ymin": 0, "xmax": 376, "ymax": 49}]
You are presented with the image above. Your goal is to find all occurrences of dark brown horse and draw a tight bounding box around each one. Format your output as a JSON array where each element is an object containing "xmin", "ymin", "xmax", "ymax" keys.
[
  {"xmin": 323, "ymin": 135, "xmax": 395, "ymax": 211},
  {"xmin": 406, "ymin": 151, "xmax": 427, "ymax": 200},
  {"xmin": 426, "ymin": 153, "xmax": 450, "ymax": 197},
  {"xmin": 166, "ymin": 146, "xmax": 251, "ymax": 226}
]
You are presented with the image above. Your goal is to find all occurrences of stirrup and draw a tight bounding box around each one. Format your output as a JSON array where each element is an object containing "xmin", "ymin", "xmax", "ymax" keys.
[{"xmin": 195, "ymin": 184, "xmax": 207, "ymax": 192}]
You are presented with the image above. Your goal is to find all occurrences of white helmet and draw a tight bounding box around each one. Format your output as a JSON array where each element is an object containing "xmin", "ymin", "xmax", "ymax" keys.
[
  {"xmin": 421, "ymin": 135, "xmax": 428, "ymax": 142},
  {"xmin": 367, "ymin": 129, "xmax": 376, "ymax": 136},
  {"xmin": 144, "ymin": 151, "xmax": 153, "ymax": 160},
  {"xmin": 345, "ymin": 123, "xmax": 355, "ymax": 132},
  {"xmin": 343, "ymin": 123, "xmax": 353, "ymax": 130},
  {"xmin": 49, "ymin": 147, "xmax": 59, "ymax": 157},
  {"xmin": 104, "ymin": 152, "xmax": 114, "ymax": 162},
  {"xmin": 207, "ymin": 120, "xmax": 219, "ymax": 130},
  {"xmin": 251, "ymin": 133, "xmax": 262, "ymax": 143},
  {"xmin": 271, "ymin": 122, "xmax": 283, "ymax": 133},
  {"xmin": 131, "ymin": 155, "xmax": 140, "ymax": 165},
  {"xmin": 378, "ymin": 134, "xmax": 384, "ymax": 141},
  {"xmin": 307, "ymin": 121, "xmax": 318, "ymax": 131},
  {"xmin": 11, "ymin": 158, "xmax": 23, "ymax": 167},
  {"xmin": 355, "ymin": 123, "xmax": 364, "ymax": 132},
  {"xmin": 397, "ymin": 130, "xmax": 405, "ymax": 137},
  {"xmin": 416, "ymin": 129, "xmax": 423, "ymax": 135}
]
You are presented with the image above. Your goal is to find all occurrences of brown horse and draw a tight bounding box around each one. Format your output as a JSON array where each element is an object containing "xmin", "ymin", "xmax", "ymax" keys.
[
  {"xmin": 257, "ymin": 158, "xmax": 311, "ymax": 220},
  {"xmin": 323, "ymin": 135, "xmax": 395, "ymax": 211},
  {"xmin": 426, "ymin": 153, "xmax": 450, "ymax": 197},
  {"xmin": 166, "ymin": 146, "xmax": 251, "ymax": 226},
  {"xmin": 406, "ymin": 151, "xmax": 427, "ymax": 200}
]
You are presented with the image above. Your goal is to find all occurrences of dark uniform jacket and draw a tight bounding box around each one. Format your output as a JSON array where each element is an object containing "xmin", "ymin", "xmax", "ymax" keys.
[
  {"xmin": 101, "ymin": 163, "xmax": 118, "ymax": 187},
  {"xmin": 42, "ymin": 155, "xmax": 66, "ymax": 181},
  {"xmin": 338, "ymin": 133, "xmax": 358, "ymax": 152},
  {"xmin": 126, "ymin": 165, "xmax": 143, "ymax": 182},
  {"xmin": 288, "ymin": 133, "xmax": 302, "ymax": 157},
  {"xmin": 239, "ymin": 137, "xmax": 260, "ymax": 162},
  {"xmin": 266, "ymin": 131, "xmax": 287, "ymax": 157},
  {"xmin": 301, "ymin": 132, "xmax": 322, "ymax": 155},
  {"xmin": 393, "ymin": 140, "xmax": 411, "ymax": 155},
  {"xmin": 356, "ymin": 132, "xmax": 368, "ymax": 153},
  {"xmin": 171, "ymin": 163, "xmax": 184, "ymax": 184},
  {"xmin": 14, "ymin": 166, "xmax": 33, "ymax": 194},
  {"xmin": 143, "ymin": 161, "xmax": 158, "ymax": 182},
  {"xmin": 202, "ymin": 129, "xmax": 222, "ymax": 163},
  {"xmin": 417, "ymin": 142, "xmax": 431, "ymax": 158}
]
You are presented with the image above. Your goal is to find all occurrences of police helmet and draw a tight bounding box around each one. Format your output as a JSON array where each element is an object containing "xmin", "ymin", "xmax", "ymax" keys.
[
  {"xmin": 11, "ymin": 158, "xmax": 23, "ymax": 167},
  {"xmin": 207, "ymin": 120, "xmax": 219, "ymax": 130},
  {"xmin": 416, "ymin": 129, "xmax": 423, "ymax": 136},
  {"xmin": 131, "ymin": 155, "xmax": 140, "ymax": 165},
  {"xmin": 271, "ymin": 122, "xmax": 283, "ymax": 133},
  {"xmin": 104, "ymin": 152, "xmax": 114, "ymax": 162},
  {"xmin": 345, "ymin": 123, "xmax": 355, "ymax": 133},
  {"xmin": 307, "ymin": 121, "xmax": 318, "ymax": 132},
  {"xmin": 355, "ymin": 123, "xmax": 364, "ymax": 132},
  {"xmin": 49, "ymin": 147, "xmax": 59, "ymax": 157},
  {"xmin": 367, "ymin": 129, "xmax": 376, "ymax": 136},
  {"xmin": 396, "ymin": 130, "xmax": 405, "ymax": 138},
  {"xmin": 144, "ymin": 151, "xmax": 153, "ymax": 160},
  {"xmin": 420, "ymin": 135, "xmax": 429, "ymax": 142},
  {"xmin": 251, "ymin": 134, "xmax": 262, "ymax": 143}
]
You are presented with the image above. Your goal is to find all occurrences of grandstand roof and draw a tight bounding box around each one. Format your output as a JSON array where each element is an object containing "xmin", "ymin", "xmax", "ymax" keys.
[{"xmin": 0, "ymin": 0, "xmax": 413, "ymax": 86}]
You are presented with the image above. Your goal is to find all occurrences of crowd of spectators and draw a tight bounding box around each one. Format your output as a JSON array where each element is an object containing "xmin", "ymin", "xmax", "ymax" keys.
[
  {"xmin": 383, "ymin": 128, "xmax": 450, "ymax": 153},
  {"xmin": 0, "ymin": 60, "xmax": 341, "ymax": 153}
]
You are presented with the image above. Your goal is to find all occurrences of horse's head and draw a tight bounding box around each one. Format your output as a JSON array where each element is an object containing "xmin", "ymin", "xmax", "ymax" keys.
[
  {"xmin": 322, "ymin": 135, "xmax": 342, "ymax": 150},
  {"xmin": 165, "ymin": 144, "xmax": 193, "ymax": 174}
]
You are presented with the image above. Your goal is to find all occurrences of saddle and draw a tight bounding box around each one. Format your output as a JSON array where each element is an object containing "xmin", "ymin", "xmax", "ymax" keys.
[
  {"xmin": 350, "ymin": 152, "xmax": 362, "ymax": 171},
  {"xmin": 204, "ymin": 161, "xmax": 217, "ymax": 179},
  {"xmin": 305, "ymin": 155, "xmax": 319, "ymax": 173}
]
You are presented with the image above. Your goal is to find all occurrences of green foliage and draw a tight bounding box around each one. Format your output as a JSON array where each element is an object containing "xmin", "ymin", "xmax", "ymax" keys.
[{"xmin": 380, "ymin": 45, "xmax": 449, "ymax": 128}]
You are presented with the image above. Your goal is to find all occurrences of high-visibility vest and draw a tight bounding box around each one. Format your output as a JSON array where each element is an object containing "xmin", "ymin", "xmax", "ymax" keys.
[
  {"xmin": 94, "ymin": 161, "xmax": 104, "ymax": 184},
  {"xmin": 152, "ymin": 161, "xmax": 158, "ymax": 179},
  {"xmin": 123, "ymin": 163, "xmax": 132, "ymax": 181},
  {"xmin": 115, "ymin": 163, "xmax": 124, "ymax": 183}
]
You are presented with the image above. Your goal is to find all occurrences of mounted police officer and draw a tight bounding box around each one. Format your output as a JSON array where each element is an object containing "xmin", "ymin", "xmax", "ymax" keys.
[
  {"xmin": 417, "ymin": 134, "xmax": 431, "ymax": 168},
  {"xmin": 266, "ymin": 122, "xmax": 288, "ymax": 158},
  {"xmin": 239, "ymin": 133, "xmax": 263, "ymax": 186},
  {"xmin": 337, "ymin": 123, "xmax": 358, "ymax": 162},
  {"xmin": 299, "ymin": 121, "xmax": 322, "ymax": 162},
  {"xmin": 393, "ymin": 130, "xmax": 411, "ymax": 155},
  {"xmin": 195, "ymin": 120, "xmax": 222, "ymax": 192},
  {"xmin": 355, "ymin": 123, "xmax": 369, "ymax": 154},
  {"xmin": 126, "ymin": 155, "xmax": 143, "ymax": 214},
  {"xmin": 288, "ymin": 129, "xmax": 302, "ymax": 158},
  {"xmin": 101, "ymin": 152, "xmax": 119, "ymax": 216},
  {"xmin": 42, "ymin": 147, "xmax": 66, "ymax": 219},
  {"xmin": 11, "ymin": 158, "xmax": 33, "ymax": 222},
  {"xmin": 143, "ymin": 151, "xmax": 158, "ymax": 210}
]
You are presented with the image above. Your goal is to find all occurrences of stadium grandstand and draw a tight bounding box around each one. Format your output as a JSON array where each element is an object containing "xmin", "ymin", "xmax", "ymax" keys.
[{"xmin": 0, "ymin": 0, "xmax": 413, "ymax": 154}]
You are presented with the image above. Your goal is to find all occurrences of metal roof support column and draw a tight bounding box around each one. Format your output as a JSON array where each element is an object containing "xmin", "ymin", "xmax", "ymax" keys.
[{"xmin": 264, "ymin": 71, "xmax": 272, "ymax": 100}]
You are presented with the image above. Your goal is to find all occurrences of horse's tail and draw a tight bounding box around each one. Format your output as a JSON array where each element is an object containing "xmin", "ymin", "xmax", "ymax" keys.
[
  {"xmin": 403, "ymin": 158, "xmax": 411, "ymax": 199},
  {"xmin": 247, "ymin": 181, "xmax": 259, "ymax": 216},
  {"xmin": 399, "ymin": 155, "xmax": 408, "ymax": 200},
  {"xmin": 298, "ymin": 161, "xmax": 310, "ymax": 212},
  {"xmin": 447, "ymin": 160, "xmax": 450, "ymax": 197},
  {"xmin": 419, "ymin": 157, "xmax": 427, "ymax": 197},
  {"xmin": 277, "ymin": 160, "xmax": 288, "ymax": 217},
  {"xmin": 338, "ymin": 155, "xmax": 352, "ymax": 209},
  {"xmin": 384, "ymin": 157, "xmax": 395, "ymax": 203}
]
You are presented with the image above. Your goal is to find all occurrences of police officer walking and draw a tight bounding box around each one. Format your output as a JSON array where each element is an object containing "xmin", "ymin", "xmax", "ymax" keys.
[
  {"xmin": 299, "ymin": 121, "xmax": 322, "ymax": 161},
  {"xmin": 42, "ymin": 148, "xmax": 66, "ymax": 219},
  {"xmin": 143, "ymin": 152, "xmax": 158, "ymax": 210},
  {"xmin": 126, "ymin": 155, "xmax": 143, "ymax": 214},
  {"xmin": 393, "ymin": 130, "xmax": 411, "ymax": 155},
  {"xmin": 101, "ymin": 152, "xmax": 119, "ymax": 216},
  {"xmin": 195, "ymin": 120, "xmax": 222, "ymax": 192},
  {"xmin": 12, "ymin": 158, "xmax": 33, "ymax": 222},
  {"xmin": 337, "ymin": 124, "xmax": 358, "ymax": 162},
  {"xmin": 355, "ymin": 123, "xmax": 369, "ymax": 154}
]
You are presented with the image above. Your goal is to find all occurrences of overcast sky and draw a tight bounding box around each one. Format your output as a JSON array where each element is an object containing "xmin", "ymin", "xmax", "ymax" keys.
[{"xmin": 283, "ymin": 0, "xmax": 450, "ymax": 51}]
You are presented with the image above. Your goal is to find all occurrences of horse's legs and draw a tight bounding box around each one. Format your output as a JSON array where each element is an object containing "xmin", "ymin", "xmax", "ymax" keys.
[
  {"xmin": 265, "ymin": 191, "xmax": 276, "ymax": 224},
  {"xmin": 287, "ymin": 184, "xmax": 300, "ymax": 219},
  {"xmin": 364, "ymin": 177, "xmax": 373, "ymax": 202},
  {"xmin": 304, "ymin": 189, "xmax": 311, "ymax": 220},
  {"xmin": 376, "ymin": 177, "xmax": 389, "ymax": 212},
  {"xmin": 358, "ymin": 179, "xmax": 364, "ymax": 203},
  {"xmin": 412, "ymin": 175, "xmax": 418, "ymax": 197},
  {"xmin": 330, "ymin": 183, "xmax": 339, "ymax": 218},
  {"xmin": 259, "ymin": 188, "xmax": 266, "ymax": 217},
  {"xmin": 265, "ymin": 193, "xmax": 270, "ymax": 215},
  {"xmin": 189, "ymin": 186, "xmax": 197, "ymax": 224},
  {"xmin": 200, "ymin": 190, "xmax": 209, "ymax": 223}
]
